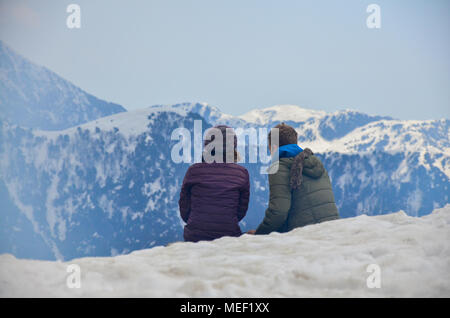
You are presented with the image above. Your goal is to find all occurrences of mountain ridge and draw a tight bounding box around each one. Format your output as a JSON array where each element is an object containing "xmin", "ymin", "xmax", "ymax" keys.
[
  {"xmin": 0, "ymin": 40, "xmax": 127, "ymax": 130},
  {"xmin": 52, "ymin": 102, "xmax": 448, "ymax": 177}
]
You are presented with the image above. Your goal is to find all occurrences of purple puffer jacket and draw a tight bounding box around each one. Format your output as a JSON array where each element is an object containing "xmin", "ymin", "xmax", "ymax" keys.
[{"xmin": 178, "ymin": 162, "xmax": 250, "ymax": 242}]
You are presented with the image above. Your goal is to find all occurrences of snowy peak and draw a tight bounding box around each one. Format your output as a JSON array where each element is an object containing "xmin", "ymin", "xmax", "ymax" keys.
[
  {"xmin": 308, "ymin": 118, "xmax": 450, "ymax": 177},
  {"xmin": 238, "ymin": 104, "xmax": 326, "ymax": 125},
  {"xmin": 318, "ymin": 109, "xmax": 393, "ymax": 140},
  {"xmin": 150, "ymin": 102, "xmax": 240, "ymax": 126},
  {"xmin": 0, "ymin": 40, "xmax": 126, "ymax": 130}
]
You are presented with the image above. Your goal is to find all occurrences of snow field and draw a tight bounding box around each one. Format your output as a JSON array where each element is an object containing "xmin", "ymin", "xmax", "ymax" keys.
[{"xmin": 1, "ymin": 205, "xmax": 449, "ymax": 297}]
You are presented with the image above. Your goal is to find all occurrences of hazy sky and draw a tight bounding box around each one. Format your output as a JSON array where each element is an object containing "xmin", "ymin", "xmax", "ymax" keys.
[{"xmin": 0, "ymin": 0, "xmax": 449, "ymax": 120}]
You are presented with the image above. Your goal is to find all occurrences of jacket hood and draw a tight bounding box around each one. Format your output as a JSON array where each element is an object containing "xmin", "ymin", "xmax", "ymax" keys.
[
  {"xmin": 278, "ymin": 155, "xmax": 324, "ymax": 179},
  {"xmin": 302, "ymin": 155, "xmax": 324, "ymax": 178},
  {"xmin": 278, "ymin": 144, "xmax": 303, "ymax": 158},
  {"xmin": 289, "ymin": 148, "xmax": 324, "ymax": 189}
]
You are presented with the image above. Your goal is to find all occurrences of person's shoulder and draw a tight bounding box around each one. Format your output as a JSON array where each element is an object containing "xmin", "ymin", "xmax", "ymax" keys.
[
  {"xmin": 268, "ymin": 158, "xmax": 292, "ymax": 174},
  {"xmin": 189, "ymin": 162, "xmax": 204, "ymax": 169},
  {"xmin": 279, "ymin": 157, "xmax": 294, "ymax": 168},
  {"xmin": 231, "ymin": 163, "xmax": 248, "ymax": 172},
  {"xmin": 188, "ymin": 162, "xmax": 247, "ymax": 173},
  {"xmin": 221, "ymin": 163, "xmax": 249, "ymax": 179},
  {"xmin": 185, "ymin": 162, "xmax": 204, "ymax": 175}
]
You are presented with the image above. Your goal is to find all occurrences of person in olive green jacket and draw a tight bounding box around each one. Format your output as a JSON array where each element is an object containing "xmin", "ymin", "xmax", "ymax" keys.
[{"xmin": 248, "ymin": 123, "xmax": 340, "ymax": 235}]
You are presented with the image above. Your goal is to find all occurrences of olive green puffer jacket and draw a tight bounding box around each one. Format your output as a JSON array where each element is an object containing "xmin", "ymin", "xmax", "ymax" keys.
[{"xmin": 255, "ymin": 153, "xmax": 340, "ymax": 234}]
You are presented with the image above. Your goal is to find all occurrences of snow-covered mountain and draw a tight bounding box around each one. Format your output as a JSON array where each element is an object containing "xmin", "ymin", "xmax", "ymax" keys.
[
  {"xmin": 174, "ymin": 102, "xmax": 449, "ymax": 175},
  {"xmin": 0, "ymin": 109, "xmax": 209, "ymax": 260},
  {"xmin": 1, "ymin": 204, "xmax": 449, "ymax": 297},
  {"xmin": 239, "ymin": 104, "xmax": 328, "ymax": 124},
  {"xmin": 178, "ymin": 103, "xmax": 448, "ymax": 154},
  {"xmin": 0, "ymin": 41, "xmax": 126, "ymax": 130},
  {"xmin": 0, "ymin": 43, "xmax": 448, "ymax": 262},
  {"xmin": 1, "ymin": 102, "xmax": 448, "ymax": 261}
]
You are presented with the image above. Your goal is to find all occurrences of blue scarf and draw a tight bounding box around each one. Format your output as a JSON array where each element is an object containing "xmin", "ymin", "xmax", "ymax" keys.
[{"xmin": 278, "ymin": 144, "xmax": 303, "ymax": 159}]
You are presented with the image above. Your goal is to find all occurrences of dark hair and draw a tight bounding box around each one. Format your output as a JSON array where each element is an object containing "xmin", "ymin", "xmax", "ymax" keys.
[
  {"xmin": 203, "ymin": 125, "xmax": 239, "ymax": 163},
  {"xmin": 268, "ymin": 123, "xmax": 298, "ymax": 147}
]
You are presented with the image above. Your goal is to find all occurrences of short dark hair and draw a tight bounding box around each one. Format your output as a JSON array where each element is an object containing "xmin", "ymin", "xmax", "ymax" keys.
[{"xmin": 268, "ymin": 123, "xmax": 298, "ymax": 147}]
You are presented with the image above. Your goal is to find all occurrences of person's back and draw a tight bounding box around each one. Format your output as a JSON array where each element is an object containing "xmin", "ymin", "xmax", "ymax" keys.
[
  {"xmin": 179, "ymin": 162, "xmax": 249, "ymax": 242},
  {"xmin": 178, "ymin": 125, "xmax": 250, "ymax": 242},
  {"xmin": 255, "ymin": 124, "xmax": 339, "ymax": 235},
  {"xmin": 286, "ymin": 152, "xmax": 339, "ymax": 229}
]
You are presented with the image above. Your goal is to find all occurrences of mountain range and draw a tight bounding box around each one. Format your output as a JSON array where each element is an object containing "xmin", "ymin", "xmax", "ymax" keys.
[{"xmin": 0, "ymin": 40, "xmax": 448, "ymax": 261}]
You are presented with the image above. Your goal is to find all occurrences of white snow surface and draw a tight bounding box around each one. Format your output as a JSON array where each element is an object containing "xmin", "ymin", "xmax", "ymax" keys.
[{"xmin": 1, "ymin": 205, "xmax": 449, "ymax": 297}]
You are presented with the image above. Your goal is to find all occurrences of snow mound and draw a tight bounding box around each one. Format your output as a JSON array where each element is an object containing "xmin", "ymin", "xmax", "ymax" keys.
[{"xmin": 1, "ymin": 205, "xmax": 449, "ymax": 297}]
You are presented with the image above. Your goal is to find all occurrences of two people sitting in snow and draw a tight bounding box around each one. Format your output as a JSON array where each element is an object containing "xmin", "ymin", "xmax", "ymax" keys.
[{"xmin": 178, "ymin": 123, "xmax": 340, "ymax": 242}]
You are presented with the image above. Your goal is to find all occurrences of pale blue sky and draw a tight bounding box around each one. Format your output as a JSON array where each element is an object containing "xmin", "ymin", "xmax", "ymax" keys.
[{"xmin": 0, "ymin": 0, "xmax": 449, "ymax": 119}]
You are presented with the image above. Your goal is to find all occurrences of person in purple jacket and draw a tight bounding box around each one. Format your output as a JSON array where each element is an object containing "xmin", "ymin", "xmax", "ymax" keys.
[{"xmin": 178, "ymin": 125, "xmax": 250, "ymax": 242}]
